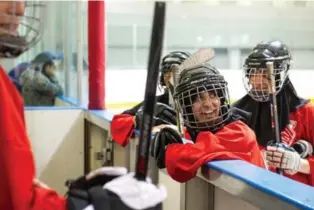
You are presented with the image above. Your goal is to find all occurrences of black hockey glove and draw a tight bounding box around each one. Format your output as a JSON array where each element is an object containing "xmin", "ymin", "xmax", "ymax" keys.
[
  {"xmin": 292, "ymin": 140, "xmax": 313, "ymax": 158},
  {"xmin": 135, "ymin": 102, "xmax": 176, "ymax": 129},
  {"xmin": 65, "ymin": 167, "xmax": 126, "ymax": 191},
  {"xmin": 66, "ymin": 168, "xmax": 166, "ymax": 210},
  {"xmin": 151, "ymin": 126, "xmax": 183, "ymax": 169},
  {"xmin": 67, "ymin": 167, "xmax": 167, "ymax": 210},
  {"xmin": 66, "ymin": 167, "xmax": 127, "ymax": 210}
]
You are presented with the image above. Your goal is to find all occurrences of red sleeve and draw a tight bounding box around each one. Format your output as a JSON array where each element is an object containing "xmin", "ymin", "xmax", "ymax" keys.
[
  {"xmin": 30, "ymin": 187, "xmax": 66, "ymax": 210},
  {"xmin": 0, "ymin": 70, "xmax": 66, "ymax": 210},
  {"xmin": 110, "ymin": 114, "xmax": 135, "ymax": 147},
  {"xmin": 165, "ymin": 121, "xmax": 266, "ymax": 183},
  {"xmin": 300, "ymin": 103, "xmax": 314, "ymax": 185},
  {"xmin": 307, "ymin": 156, "xmax": 314, "ymax": 186}
]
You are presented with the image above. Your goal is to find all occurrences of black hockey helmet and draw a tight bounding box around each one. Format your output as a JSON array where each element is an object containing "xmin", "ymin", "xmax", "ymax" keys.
[
  {"xmin": 174, "ymin": 64, "xmax": 231, "ymax": 132},
  {"xmin": 243, "ymin": 40, "xmax": 291, "ymax": 102},
  {"xmin": 160, "ymin": 51, "xmax": 190, "ymax": 86}
]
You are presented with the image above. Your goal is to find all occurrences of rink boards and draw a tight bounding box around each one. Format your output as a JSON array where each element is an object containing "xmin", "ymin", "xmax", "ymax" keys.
[{"xmin": 22, "ymin": 96, "xmax": 314, "ymax": 210}]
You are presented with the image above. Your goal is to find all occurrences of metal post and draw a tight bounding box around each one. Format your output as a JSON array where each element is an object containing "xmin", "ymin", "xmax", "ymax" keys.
[{"xmin": 76, "ymin": 1, "xmax": 83, "ymax": 105}]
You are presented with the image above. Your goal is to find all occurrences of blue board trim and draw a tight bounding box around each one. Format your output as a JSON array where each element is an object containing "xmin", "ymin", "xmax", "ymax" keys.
[
  {"xmin": 206, "ymin": 160, "xmax": 314, "ymax": 209},
  {"xmin": 56, "ymin": 95, "xmax": 79, "ymax": 106},
  {"xmin": 89, "ymin": 110, "xmax": 114, "ymax": 123},
  {"xmin": 24, "ymin": 106, "xmax": 82, "ymax": 110}
]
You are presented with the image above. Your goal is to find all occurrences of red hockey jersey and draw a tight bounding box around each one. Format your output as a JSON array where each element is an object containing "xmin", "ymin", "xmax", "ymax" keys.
[
  {"xmin": 110, "ymin": 91, "xmax": 171, "ymax": 147},
  {"xmin": 260, "ymin": 102, "xmax": 314, "ymax": 186},
  {"xmin": 0, "ymin": 68, "xmax": 66, "ymax": 210},
  {"xmin": 165, "ymin": 120, "xmax": 266, "ymax": 183}
]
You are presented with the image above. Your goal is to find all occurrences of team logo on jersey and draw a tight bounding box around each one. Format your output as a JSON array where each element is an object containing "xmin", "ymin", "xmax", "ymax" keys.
[{"xmin": 281, "ymin": 120, "xmax": 297, "ymax": 146}]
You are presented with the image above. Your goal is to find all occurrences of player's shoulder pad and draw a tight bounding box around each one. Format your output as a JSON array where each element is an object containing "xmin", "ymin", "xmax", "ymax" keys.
[{"xmin": 230, "ymin": 107, "xmax": 252, "ymax": 125}]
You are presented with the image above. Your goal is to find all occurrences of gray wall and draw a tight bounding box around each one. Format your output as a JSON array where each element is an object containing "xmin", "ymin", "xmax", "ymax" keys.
[
  {"xmin": 14, "ymin": 1, "xmax": 314, "ymax": 71},
  {"xmin": 106, "ymin": 1, "xmax": 314, "ymax": 69}
]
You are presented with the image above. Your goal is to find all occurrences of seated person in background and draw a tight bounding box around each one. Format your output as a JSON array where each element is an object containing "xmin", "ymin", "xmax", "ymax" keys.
[
  {"xmin": 152, "ymin": 63, "xmax": 266, "ymax": 183},
  {"xmin": 110, "ymin": 51, "xmax": 190, "ymax": 146},
  {"xmin": 8, "ymin": 62, "xmax": 31, "ymax": 92},
  {"xmin": 20, "ymin": 59, "xmax": 64, "ymax": 106},
  {"xmin": 233, "ymin": 40, "xmax": 314, "ymax": 186},
  {"xmin": 8, "ymin": 51, "xmax": 63, "ymax": 93}
]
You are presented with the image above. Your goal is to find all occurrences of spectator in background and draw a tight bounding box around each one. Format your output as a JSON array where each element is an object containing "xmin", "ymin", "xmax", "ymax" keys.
[
  {"xmin": 7, "ymin": 51, "xmax": 64, "ymax": 93},
  {"xmin": 20, "ymin": 51, "xmax": 64, "ymax": 106},
  {"xmin": 8, "ymin": 62, "xmax": 31, "ymax": 92}
]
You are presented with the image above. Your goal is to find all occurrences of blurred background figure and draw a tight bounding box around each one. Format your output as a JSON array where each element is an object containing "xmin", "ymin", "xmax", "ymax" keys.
[
  {"xmin": 32, "ymin": 51, "xmax": 64, "ymax": 66},
  {"xmin": 8, "ymin": 62, "xmax": 31, "ymax": 92},
  {"xmin": 20, "ymin": 51, "xmax": 64, "ymax": 106}
]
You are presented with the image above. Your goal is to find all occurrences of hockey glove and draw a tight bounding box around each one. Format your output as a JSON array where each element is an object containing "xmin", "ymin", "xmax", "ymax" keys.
[
  {"xmin": 84, "ymin": 173, "xmax": 167, "ymax": 210},
  {"xmin": 66, "ymin": 168, "xmax": 166, "ymax": 210},
  {"xmin": 292, "ymin": 140, "xmax": 313, "ymax": 159},
  {"xmin": 66, "ymin": 167, "xmax": 127, "ymax": 210},
  {"xmin": 152, "ymin": 125, "xmax": 183, "ymax": 169},
  {"xmin": 266, "ymin": 142, "xmax": 301, "ymax": 175},
  {"xmin": 66, "ymin": 167, "xmax": 127, "ymax": 191},
  {"xmin": 135, "ymin": 102, "xmax": 177, "ymax": 129}
]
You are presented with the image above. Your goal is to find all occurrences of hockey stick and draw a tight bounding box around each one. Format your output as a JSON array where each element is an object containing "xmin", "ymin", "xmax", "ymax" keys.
[
  {"xmin": 135, "ymin": 1, "xmax": 166, "ymax": 181},
  {"xmin": 266, "ymin": 61, "xmax": 283, "ymax": 175},
  {"xmin": 169, "ymin": 48, "xmax": 216, "ymax": 136},
  {"xmin": 169, "ymin": 64, "xmax": 185, "ymax": 135}
]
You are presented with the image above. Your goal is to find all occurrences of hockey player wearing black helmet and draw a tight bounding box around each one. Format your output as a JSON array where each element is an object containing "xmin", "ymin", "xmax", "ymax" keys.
[
  {"xmin": 111, "ymin": 51, "xmax": 190, "ymax": 147},
  {"xmin": 0, "ymin": 2, "xmax": 166, "ymax": 210},
  {"xmin": 159, "ymin": 51, "xmax": 190, "ymax": 87},
  {"xmin": 151, "ymin": 62, "xmax": 266, "ymax": 183},
  {"xmin": 233, "ymin": 40, "xmax": 314, "ymax": 186}
]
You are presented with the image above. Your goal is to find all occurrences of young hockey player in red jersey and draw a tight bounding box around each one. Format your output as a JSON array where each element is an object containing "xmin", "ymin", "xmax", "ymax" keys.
[
  {"xmin": 151, "ymin": 63, "xmax": 266, "ymax": 183},
  {"xmin": 233, "ymin": 40, "xmax": 314, "ymax": 186},
  {"xmin": 0, "ymin": 1, "xmax": 166, "ymax": 210},
  {"xmin": 111, "ymin": 51, "xmax": 190, "ymax": 146}
]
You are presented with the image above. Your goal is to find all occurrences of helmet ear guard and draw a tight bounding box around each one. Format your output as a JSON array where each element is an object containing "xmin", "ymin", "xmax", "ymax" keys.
[{"xmin": 160, "ymin": 70, "xmax": 165, "ymax": 86}]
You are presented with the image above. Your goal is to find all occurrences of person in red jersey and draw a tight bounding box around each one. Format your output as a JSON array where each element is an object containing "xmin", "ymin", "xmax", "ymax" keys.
[
  {"xmin": 151, "ymin": 62, "xmax": 266, "ymax": 183},
  {"xmin": 0, "ymin": 1, "xmax": 166, "ymax": 210},
  {"xmin": 233, "ymin": 40, "xmax": 314, "ymax": 186},
  {"xmin": 110, "ymin": 51, "xmax": 190, "ymax": 146}
]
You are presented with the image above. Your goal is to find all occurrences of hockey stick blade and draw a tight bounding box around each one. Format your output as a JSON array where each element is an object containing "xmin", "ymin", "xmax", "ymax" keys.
[
  {"xmin": 169, "ymin": 48, "xmax": 215, "ymax": 88},
  {"xmin": 179, "ymin": 48, "xmax": 215, "ymax": 73},
  {"xmin": 135, "ymin": 1, "xmax": 166, "ymax": 181}
]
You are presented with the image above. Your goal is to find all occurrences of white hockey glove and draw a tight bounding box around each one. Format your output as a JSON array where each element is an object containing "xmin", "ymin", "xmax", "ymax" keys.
[
  {"xmin": 66, "ymin": 167, "xmax": 128, "ymax": 191},
  {"xmin": 266, "ymin": 142, "xmax": 301, "ymax": 175},
  {"xmin": 83, "ymin": 172, "xmax": 167, "ymax": 210},
  {"xmin": 292, "ymin": 140, "xmax": 313, "ymax": 159}
]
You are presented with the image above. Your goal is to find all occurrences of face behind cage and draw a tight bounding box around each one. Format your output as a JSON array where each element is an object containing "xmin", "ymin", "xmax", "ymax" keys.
[
  {"xmin": 178, "ymin": 82, "xmax": 230, "ymax": 131},
  {"xmin": 0, "ymin": 1, "xmax": 44, "ymax": 58}
]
